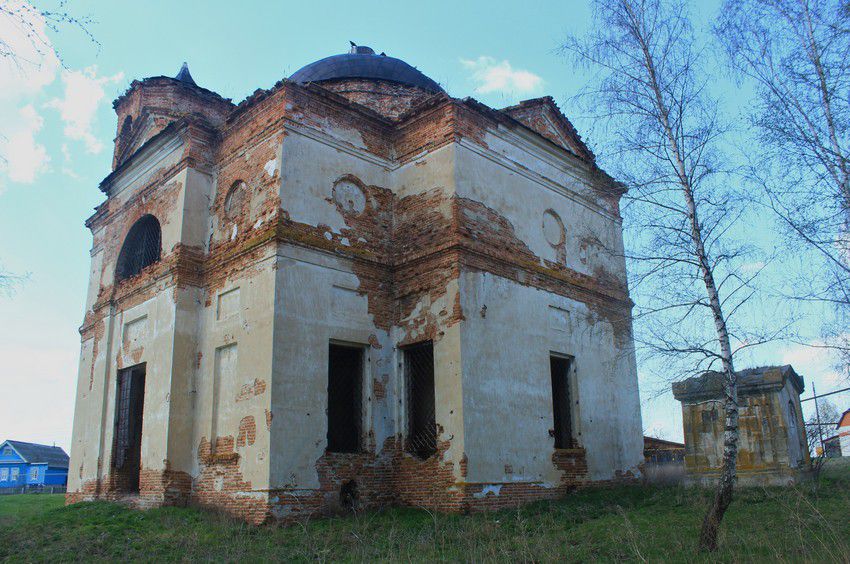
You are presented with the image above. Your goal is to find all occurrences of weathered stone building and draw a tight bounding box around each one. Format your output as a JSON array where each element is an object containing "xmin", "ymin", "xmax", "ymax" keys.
[
  {"xmin": 673, "ymin": 365, "xmax": 810, "ymax": 486},
  {"xmin": 67, "ymin": 46, "xmax": 644, "ymax": 522}
]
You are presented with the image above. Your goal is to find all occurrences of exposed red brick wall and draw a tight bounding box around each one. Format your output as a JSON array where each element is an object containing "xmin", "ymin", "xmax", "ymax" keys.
[
  {"xmin": 258, "ymin": 441, "xmax": 592, "ymax": 520},
  {"xmin": 236, "ymin": 417, "xmax": 257, "ymax": 448},
  {"xmin": 112, "ymin": 77, "xmax": 233, "ymax": 168},
  {"xmin": 65, "ymin": 466, "xmax": 192, "ymax": 509},
  {"xmin": 235, "ymin": 379, "xmax": 267, "ymax": 402},
  {"xmin": 320, "ymin": 79, "xmax": 436, "ymax": 120},
  {"xmin": 191, "ymin": 436, "xmax": 270, "ymax": 524}
]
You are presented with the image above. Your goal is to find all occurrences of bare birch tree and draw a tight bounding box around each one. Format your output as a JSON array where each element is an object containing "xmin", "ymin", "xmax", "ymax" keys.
[
  {"xmin": 563, "ymin": 0, "xmax": 766, "ymax": 550},
  {"xmin": 0, "ymin": 0, "xmax": 98, "ymax": 69},
  {"xmin": 0, "ymin": 1, "xmax": 96, "ymax": 290},
  {"xmin": 716, "ymin": 0, "xmax": 850, "ymax": 370}
]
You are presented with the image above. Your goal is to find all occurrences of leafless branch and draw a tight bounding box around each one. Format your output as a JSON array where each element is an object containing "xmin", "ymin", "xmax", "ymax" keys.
[{"xmin": 0, "ymin": 0, "xmax": 99, "ymax": 71}]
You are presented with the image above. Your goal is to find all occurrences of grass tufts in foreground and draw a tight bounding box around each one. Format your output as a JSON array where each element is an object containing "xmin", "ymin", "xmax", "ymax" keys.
[{"xmin": 1, "ymin": 460, "xmax": 848, "ymax": 562}]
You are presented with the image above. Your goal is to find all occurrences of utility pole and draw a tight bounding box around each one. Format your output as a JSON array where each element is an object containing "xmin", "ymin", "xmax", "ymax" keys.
[
  {"xmin": 813, "ymin": 383, "xmax": 824, "ymax": 456},
  {"xmin": 802, "ymin": 384, "xmax": 850, "ymax": 457}
]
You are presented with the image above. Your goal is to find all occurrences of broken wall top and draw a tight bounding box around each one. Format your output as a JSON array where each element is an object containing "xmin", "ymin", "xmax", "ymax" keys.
[{"xmin": 672, "ymin": 364, "xmax": 805, "ymax": 402}]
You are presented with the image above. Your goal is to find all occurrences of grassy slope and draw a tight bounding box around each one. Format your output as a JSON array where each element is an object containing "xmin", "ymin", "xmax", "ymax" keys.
[{"xmin": 1, "ymin": 461, "xmax": 848, "ymax": 562}]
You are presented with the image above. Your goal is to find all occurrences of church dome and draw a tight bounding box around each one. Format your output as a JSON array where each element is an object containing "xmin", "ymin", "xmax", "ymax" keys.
[{"xmin": 290, "ymin": 44, "xmax": 444, "ymax": 93}]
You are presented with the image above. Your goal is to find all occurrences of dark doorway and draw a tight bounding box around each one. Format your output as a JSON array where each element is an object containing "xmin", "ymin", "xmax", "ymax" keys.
[
  {"xmin": 404, "ymin": 342, "xmax": 436, "ymax": 459},
  {"xmin": 327, "ymin": 344, "xmax": 364, "ymax": 453},
  {"xmin": 340, "ymin": 480, "xmax": 358, "ymax": 511},
  {"xmin": 113, "ymin": 363, "xmax": 146, "ymax": 493},
  {"xmin": 550, "ymin": 355, "xmax": 573, "ymax": 449}
]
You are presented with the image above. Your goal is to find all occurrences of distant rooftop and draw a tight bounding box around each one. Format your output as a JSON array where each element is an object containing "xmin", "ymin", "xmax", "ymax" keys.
[{"xmin": 2, "ymin": 440, "xmax": 69, "ymax": 468}]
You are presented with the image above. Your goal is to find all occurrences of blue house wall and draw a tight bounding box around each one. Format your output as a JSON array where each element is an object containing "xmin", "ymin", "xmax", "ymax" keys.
[
  {"xmin": 0, "ymin": 445, "xmax": 28, "ymax": 487},
  {"xmin": 43, "ymin": 467, "xmax": 68, "ymax": 485},
  {"xmin": 0, "ymin": 442, "xmax": 68, "ymax": 488}
]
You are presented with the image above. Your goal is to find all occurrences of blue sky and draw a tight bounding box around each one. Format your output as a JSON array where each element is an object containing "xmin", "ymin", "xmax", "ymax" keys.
[{"xmin": 0, "ymin": 0, "xmax": 845, "ymax": 451}]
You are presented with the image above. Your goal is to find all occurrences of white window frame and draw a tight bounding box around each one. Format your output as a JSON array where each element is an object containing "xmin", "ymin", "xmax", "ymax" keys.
[
  {"xmin": 29, "ymin": 466, "xmax": 38, "ymax": 480},
  {"xmin": 10, "ymin": 467, "xmax": 19, "ymax": 481},
  {"xmin": 0, "ymin": 468, "xmax": 8, "ymax": 481}
]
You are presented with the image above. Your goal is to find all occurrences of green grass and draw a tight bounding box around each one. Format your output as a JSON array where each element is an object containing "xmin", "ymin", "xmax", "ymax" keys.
[{"xmin": 2, "ymin": 460, "xmax": 849, "ymax": 562}]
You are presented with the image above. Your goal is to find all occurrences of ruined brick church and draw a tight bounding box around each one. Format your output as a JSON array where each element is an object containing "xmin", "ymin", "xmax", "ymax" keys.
[{"xmin": 67, "ymin": 45, "xmax": 643, "ymax": 522}]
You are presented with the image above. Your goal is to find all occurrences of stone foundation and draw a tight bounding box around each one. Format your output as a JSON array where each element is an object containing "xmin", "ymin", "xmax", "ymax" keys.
[{"xmin": 67, "ymin": 444, "xmax": 600, "ymax": 524}]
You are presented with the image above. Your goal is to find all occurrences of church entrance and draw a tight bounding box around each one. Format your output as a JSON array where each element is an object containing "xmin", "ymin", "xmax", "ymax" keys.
[{"xmin": 112, "ymin": 363, "xmax": 146, "ymax": 493}]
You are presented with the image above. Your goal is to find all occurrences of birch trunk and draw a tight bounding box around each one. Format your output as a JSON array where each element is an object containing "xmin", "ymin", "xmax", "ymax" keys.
[
  {"xmin": 801, "ymin": 3, "xmax": 850, "ymax": 223},
  {"xmin": 677, "ymin": 133, "xmax": 739, "ymax": 553},
  {"xmin": 624, "ymin": 1, "xmax": 740, "ymax": 548},
  {"xmin": 685, "ymin": 186, "xmax": 739, "ymax": 552}
]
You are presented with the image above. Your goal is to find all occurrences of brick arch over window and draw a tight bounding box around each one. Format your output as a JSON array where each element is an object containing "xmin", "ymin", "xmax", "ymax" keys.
[
  {"xmin": 116, "ymin": 215, "xmax": 161, "ymax": 281},
  {"xmin": 223, "ymin": 180, "xmax": 247, "ymax": 220}
]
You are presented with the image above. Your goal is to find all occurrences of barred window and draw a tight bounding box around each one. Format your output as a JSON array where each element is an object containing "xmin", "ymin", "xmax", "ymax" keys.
[
  {"xmin": 116, "ymin": 215, "xmax": 161, "ymax": 281},
  {"xmin": 404, "ymin": 342, "xmax": 436, "ymax": 459}
]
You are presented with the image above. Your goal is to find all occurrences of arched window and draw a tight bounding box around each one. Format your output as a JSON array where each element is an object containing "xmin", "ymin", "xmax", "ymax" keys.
[
  {"xmin": 223, "ymin": 180, "xmax": 247, "ymax": 219},
  {"xmin": 116, "ymin": 215, "xmax": 161, "ymax": 281}
]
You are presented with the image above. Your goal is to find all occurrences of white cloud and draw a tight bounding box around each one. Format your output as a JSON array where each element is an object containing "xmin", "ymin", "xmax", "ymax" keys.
[
  {"xmin": 0, "ymin": 1, "xmax": 59, "ymax": 187},
  {"xmin": 59, "ymin": 143, "xmax": 79, "ymax": 179},
  {"xmin": 0, "ymin": 105, "xmax": 50, "ymax": 184},
  {"xmin": 0, "ymin": 3, "xmax": 123, "ymax": 187},
  {"xmin": 461, "ymin": 56, "xmax": 544, "ymax": 95},
  {"xmin": 740, "ymin": 261, "xmax": 766, "ymax": 274},
  {"xmin": 781, "ymin": 339, "xmax": 846, "ymax": 389},
  {"xmin": 781, "ymin": 341, "xmax": 828, "ymax": 367},
  {"xmin": 45, "ymin": 66, "xmax": 124, "ymax": 154},
  {"xmin": 0, "ymin": 1, "xmax": 60, "ymax": 102}
]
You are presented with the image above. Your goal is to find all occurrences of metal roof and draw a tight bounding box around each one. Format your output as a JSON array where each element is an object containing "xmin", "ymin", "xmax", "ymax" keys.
[
  {"xmin": 2, "ymin": 440, "xmax": 69, "ymax": 468},
  {"xmin": 290, "ymin": 45, "xmax": 443, "ymax": 93},
  {"xmin": 174, "ymin": 62, "xmax": 196, "ymax": 86},
  {"xmin": 838, "ymin": 408, "xmax": 850, "ymax": 429}
]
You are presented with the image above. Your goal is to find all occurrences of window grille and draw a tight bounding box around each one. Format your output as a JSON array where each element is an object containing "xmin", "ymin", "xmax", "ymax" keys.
[
  {"xmin": 113, "ymin": 365, "xmax": 146, "ymax": 476},
  {"xmin": 116, "ymin": 215, "xmax": 161, "ymax": 281},
  {"xmin": 404, "ymin": 342, "xmax": 437, "ymax": 459}
]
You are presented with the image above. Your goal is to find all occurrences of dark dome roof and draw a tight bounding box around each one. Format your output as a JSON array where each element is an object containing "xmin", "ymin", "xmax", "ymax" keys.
[{"xmin": 290, "ymin": 45, "xmax": 443, "ymax": 93}]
